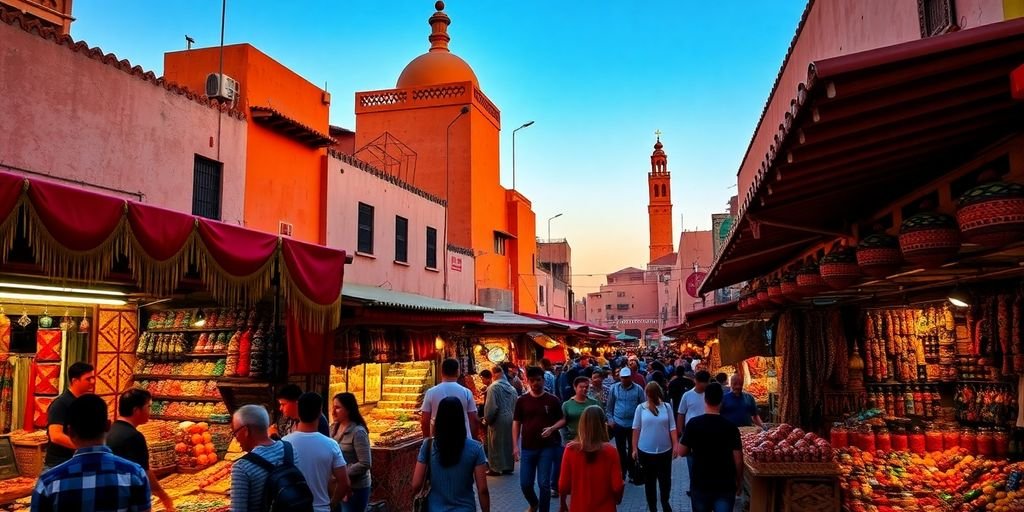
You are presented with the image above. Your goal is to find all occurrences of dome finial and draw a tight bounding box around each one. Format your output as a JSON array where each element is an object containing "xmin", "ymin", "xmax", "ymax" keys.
[
  {"xmin": 428, "ymin": 1, "xmax": 452, "ymax": 53},
  {"xmin": 653, "ymin": 129, "xmax": 664, "ymax": 151}
]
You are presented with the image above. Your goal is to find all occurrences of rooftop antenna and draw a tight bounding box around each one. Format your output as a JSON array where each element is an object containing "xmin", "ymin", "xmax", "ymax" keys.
[{"xmin": 185, "ymin": 35, "xmax": 195, "ymax": 50}]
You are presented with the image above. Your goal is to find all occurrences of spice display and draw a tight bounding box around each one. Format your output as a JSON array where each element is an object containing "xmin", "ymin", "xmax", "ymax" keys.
[
  {"xmin": 136, "ymin": 379, "xmax": 222, "ymax": 400},
  {"xmin": 359, "ymin": 361, "xmax": 432, "ymax": 447},
  {"xmin": 838, "ymin": 447, "xmax": 1024, "ymax": 512}
]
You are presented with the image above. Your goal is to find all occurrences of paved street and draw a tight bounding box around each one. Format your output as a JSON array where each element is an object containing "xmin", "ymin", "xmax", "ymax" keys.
[{"xmin": 481, "ymin": 448, "xmax": 695, "ymax": 512}]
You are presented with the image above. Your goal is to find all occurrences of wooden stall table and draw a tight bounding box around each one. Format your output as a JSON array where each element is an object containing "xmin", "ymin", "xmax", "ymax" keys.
[
  {"xmin": 744, "ymin": 460, "xmax": 840, "ymax": 512},
  {"xmin": 370, "ymin": 438, "xmax": 423, "ymax": 511}
]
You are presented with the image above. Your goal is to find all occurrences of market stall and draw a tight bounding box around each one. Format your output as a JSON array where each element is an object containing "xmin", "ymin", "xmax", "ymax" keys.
[{"xmin": 0, "ymin": 171, "xmax": 347, "ymax": 510}]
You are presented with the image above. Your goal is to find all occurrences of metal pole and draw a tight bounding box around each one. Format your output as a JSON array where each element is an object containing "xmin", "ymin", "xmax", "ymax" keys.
[{"xmin": 512, "ymin": 130, "xmax": 516, "ymax": 190}]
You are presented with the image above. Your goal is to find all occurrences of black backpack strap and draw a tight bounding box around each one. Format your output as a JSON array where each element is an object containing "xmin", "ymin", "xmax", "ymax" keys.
[
  {"xmin": 242, "ymin": 450, "xmax": 275, "ymax": 473},
  {"xmin": 282, "ymin": 441, "xmax": 293, "ymax": 465}
]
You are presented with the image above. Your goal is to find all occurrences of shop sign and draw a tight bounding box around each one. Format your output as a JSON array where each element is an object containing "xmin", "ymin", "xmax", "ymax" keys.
[
  {"xmin": 450, "ymin": 256, "xmax": 463, "ymax": 272},
  {"xmin": 685, "ymin": 272, "xmax": 707, "ymax": 298}
]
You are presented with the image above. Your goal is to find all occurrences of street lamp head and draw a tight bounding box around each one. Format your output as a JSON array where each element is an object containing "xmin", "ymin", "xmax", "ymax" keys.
[
  {"xmin": 551, "ymin": 213, "xmax": 563, "ymax": 220},
  {"xmin": 521, "ymin": 120, "xmax": 535, "ymax": 128},
  {"xmin": 460, "ymin": 106, "xmax": 470, "ymax": 114}
]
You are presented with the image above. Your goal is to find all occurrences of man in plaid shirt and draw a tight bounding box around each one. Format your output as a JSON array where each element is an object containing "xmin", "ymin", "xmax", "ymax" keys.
[{"xmin": 32, "ymin": 394, "xmax": 152, "ymax": 512}]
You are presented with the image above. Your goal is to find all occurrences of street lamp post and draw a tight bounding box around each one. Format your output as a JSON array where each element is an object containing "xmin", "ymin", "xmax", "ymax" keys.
[
  {"xmin": 512, "ymin": 120, "xmax": 534, "ymax": 190},
  {"xmin": 547, "ymin": 213, "xmax": 563, "ymax": 243},
  {"xmin": 443, "ymin": 105, "xmax": 470, "ymax": 301}
]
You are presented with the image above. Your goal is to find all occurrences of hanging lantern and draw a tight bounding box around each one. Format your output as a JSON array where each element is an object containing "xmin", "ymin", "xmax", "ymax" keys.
[
  {"xmin": 796, "ymin": 260, "xmax": 828, "ymax": 295},
  {"xmin": 856, "ymin": 233, "xmax": 902, "ymax": 278},
  {"xmin": 780, "ymin": 271, "xmax": 802, "ymax": 301},
  {"xmin": 766, "ymin": 277, "xmax": 786, "ymax": 304},
  {"xmin": 899, "ymin": 211, "xmax": 960, "ymax": 267},
  {"xmin": 819, "ymin": 247, "xmax": 860, "ymax": 290},
  {"xmin": 956, "ymin": 179, "xmax": 1024, "ymax": 248}
]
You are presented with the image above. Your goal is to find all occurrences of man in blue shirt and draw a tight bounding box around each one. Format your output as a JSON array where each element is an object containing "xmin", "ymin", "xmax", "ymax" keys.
[
  {"xmin": 721, "ymin": 374, "xmax": 764, "ymax": 428},
  {"xmin": 605, "ymin": 367, "xmax": 646, "ymax": 484},
  {"xmin": 32, "ymin": 394, "xmax": 152, "ymax": 512}
]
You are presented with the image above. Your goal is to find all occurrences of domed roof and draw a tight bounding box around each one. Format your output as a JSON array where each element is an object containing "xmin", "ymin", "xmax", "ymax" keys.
[{"xmin": 396, "ymin": 1, "xmax": 479, "ymax": 89}]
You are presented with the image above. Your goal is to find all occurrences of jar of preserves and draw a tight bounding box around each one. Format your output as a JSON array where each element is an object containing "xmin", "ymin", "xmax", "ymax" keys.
[
  {"xmin": 905, "ymin": 386, "xmax": 916, "ymax": 416},
  {"xmin": 894, "ymin": 390, "xmax": 906, "ymax": 417},
  {"xmin": 960, "ymin": 427, "xmax": 978, "ymax": 453},
  {"xmin": 855, "ymin": 425, "xmax": 876, "ymax": 452},
  {"xmin": 875, "ymin": 427, "xmax": 892, "ymax": 451},
  {"xmin": 909, "ymin": 426, "xmax": 927, "ymax": 454},
  {"xmin": 913, "ymin": 386, "xmax": 924, "ymax": 415},
  {"xmin": 890, "ymin": 426, "xmax": 909, "ymax": 451},
  {"xmin": 830, "ymin": 423, "xmax": 849, "ymax": 449},
  {"xmin": 925, "ymin": 425, "xmax": 944, "ymax": 452},
  {"xmin": 943, "ymin": 427, "xmax": 960, "ymax": 451},
  {"xmin": 977, "ymin": 427, "xmax": 995, "ymax": 456},
  {"xmin": 994, "ymin": 428, "xmax": 1010, "ymax": 457}
]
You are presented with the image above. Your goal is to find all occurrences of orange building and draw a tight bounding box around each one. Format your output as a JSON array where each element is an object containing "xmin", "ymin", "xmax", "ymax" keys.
[
  {"xmin": 164, "ymin": 44, "xmax": 334, "ymax": 244},
  {"xmin": 353, "ymin": 2, "xmax": 537, "ymax": 313},
  {"xmin": 0, "ymin": 0, "xmax": 72, "ymax": 35},
  {"xmin": 648, "ymin": 135, "xmax": 674, "ymax": 262}
]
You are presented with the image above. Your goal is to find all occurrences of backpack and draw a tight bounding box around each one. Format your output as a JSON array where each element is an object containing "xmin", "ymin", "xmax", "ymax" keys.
[{"xmin": 242, "ymin": 441, "xmax": 315, "ymax": 512}]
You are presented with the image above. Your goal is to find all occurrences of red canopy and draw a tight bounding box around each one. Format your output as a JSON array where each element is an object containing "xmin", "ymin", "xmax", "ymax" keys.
[{"xmin": 0, "ymin": 172, "xmax": 346, "ymax": 338}]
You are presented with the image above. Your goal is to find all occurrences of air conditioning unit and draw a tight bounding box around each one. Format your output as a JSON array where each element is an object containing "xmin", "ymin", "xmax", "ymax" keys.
[
  {"xmin": 278, "ymin": 221, "xmax": 293, "ymax": 237},
  {"xmin": 205, "ymin": 73, "xmax": 239, "ymax": 103}
]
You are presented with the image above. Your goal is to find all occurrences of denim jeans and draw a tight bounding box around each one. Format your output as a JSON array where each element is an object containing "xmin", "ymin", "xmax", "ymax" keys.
[
  {"xmin": 611, "ymin": 424, "xmax": 636, "ymax": 480},
  {"xmin": 551, "ymin": 438, "xmax": 564, "ymax": 494},
  {"xmin": 341, "ymin": 487, "xmax": 370, "ymax": 512},
  {"xmin": 520, "ymin": 444, "xmax": 558, "ymax": 512},
  {"xmin": 690, "ymin": 488, "xmax": 736, "ymax": 512}
]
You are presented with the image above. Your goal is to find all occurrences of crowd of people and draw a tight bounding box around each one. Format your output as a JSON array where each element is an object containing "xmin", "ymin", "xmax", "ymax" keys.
[{"xmin": 29, "ymin": 350, "xmax": 763, "ymax": 512}]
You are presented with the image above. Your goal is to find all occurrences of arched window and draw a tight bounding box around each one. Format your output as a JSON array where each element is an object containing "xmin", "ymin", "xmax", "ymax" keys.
[
  {"xmin": 661, "ymin": 184, "xmax": 667, "ymax": 197},
  {"xmin": 653, "ymin": 185, "xmax": 659, "ymax": 197}
]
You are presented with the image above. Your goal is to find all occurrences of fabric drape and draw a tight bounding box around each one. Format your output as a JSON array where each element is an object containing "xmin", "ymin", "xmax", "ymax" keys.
[
  {"xmin": 285, "ymin": 313, "xmax": 332, "ymax": 375},
  {"xmin": 10, "ymin": 355, "xmax": 31, "ymax": 433},
  {"xmin": 127, "ymin": 202, "xmax": 197, "ymax": 296}
]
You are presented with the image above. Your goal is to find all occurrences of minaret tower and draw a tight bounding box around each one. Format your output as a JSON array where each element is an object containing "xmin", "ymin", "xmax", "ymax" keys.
[{"xmin": 648, "ymin": 131, "xmax": 674, "ymax": 262}]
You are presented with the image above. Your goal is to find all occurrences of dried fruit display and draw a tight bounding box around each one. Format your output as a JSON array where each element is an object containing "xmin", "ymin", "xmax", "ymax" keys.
[
  {"xmin": 743, "ymin": 423, "xmax": 835, "ymax": 463},
  {"xmin": 863, "ymin": 306, "xmax": 955, "ymax": 383},
  {"xmin": 174, "ymin": 421, "xmax": 220, "ymax": 469}
]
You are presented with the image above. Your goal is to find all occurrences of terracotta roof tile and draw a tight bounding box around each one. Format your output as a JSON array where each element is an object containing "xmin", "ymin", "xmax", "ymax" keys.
[
  {"xmin": 249, "ymin": 105, "xmax": 335, "ymax": 147},
  {"xmin": 0, "ymin": 4, "xmax": 245, "ymax": 120}
]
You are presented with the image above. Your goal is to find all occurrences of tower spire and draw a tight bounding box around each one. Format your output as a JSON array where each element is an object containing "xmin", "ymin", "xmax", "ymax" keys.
[
  {"xmin": 648, "ymin": 133, "xmax": 673, "ymax": 262},
  {"xmin": 428, "ymin": 1, "xmax": 452, "ymax": 53}
]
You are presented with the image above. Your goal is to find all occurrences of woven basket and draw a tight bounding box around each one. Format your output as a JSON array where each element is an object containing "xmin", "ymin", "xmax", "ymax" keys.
[
  {"xmin": 744, "ymin": 459, "xmax": 839, "ymax": 477},
  {"xmin": 957, "ymin": 180, "xmax": 1024, "ymax": 248},
  {"xmin": 12, "ymin": 440, "xmax": 45, "ymax": 478}
]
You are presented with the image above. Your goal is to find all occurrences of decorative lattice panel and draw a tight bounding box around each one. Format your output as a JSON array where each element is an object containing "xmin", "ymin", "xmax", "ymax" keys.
[{"xmin": 95, "ymin": 308, "xmax": 137, "ymax": 419}]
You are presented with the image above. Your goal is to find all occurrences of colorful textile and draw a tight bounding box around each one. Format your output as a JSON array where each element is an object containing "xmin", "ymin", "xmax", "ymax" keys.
[
  {"xmin": 0, "ymin": 359, "xmax": 13, "ymax": 433},
  {"xmin": 10, "ymin": 356, "xmax": 30, "ymax": 433},
  {"xmin": 33, "ymin": 396, "xmax": 53, "ymax": 428},
  {"xmin": 33, "ymin": 364, "xmax": 60, "ymax": 395},
  {"xmin": 35, "ymin": 330, "xmax": 62, "ymax": 362},
  {"xmin": 32, "ymin": 445, "xmax": 151, "ymax": 512}
]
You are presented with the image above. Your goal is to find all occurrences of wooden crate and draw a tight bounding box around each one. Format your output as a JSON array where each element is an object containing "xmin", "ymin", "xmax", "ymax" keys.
[{"xmin": 12, "ymin": 440, "xmax": 45, "ymax": 478}]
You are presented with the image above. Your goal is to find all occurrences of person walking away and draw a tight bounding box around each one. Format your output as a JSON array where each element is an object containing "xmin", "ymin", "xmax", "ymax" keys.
[
  {"xmin": 721, "ymin": 374, "xmax": 765, "ymax": 429},
  {"xmin": 330, "ymin": 393, "xmax": 371, "ymax": 512},
  {"xmin": 541, "ymin": 358, "xmax": 557, "ymax": 395},
  {"xmin": 32, "ymin": 394, "xmax": 151, "ymax": 512},
  {"xmin": 605, "ymin": 367, "xmax": 646, "ymax": 485},
  {"xmin": 588, "ymin": 370, "xmax": 607, "ymax": 405},
  {"xmin": 675, "ymin": 383, "xmax": 743, "ymax": 512},
  {"xmin": 421, "ymin": 358, "xmax": 479, "ymax": 438},
  {"xmin": 231, "ymin": 404, "xmax": 314, "ymax": 512},
  {"xmin": 412, "ymin": 397, "xmax": 490, "ymax": 512},
  {"xmin": 108, "ymin": 388, "xmax": 175, "ymax": 512},
  {"xmin": 677, "ymin": 370, "xmax": 710, "ymax": 495},
  {"xmin": 557, "ymin": 406, "xmax": 624, "ymax": 512},
  {"xmin": 43, "ymin": 362, "xmax": 95, "ymax": 469},
  {"xmin": 274, "ymin": 384, "xmax": 330, "ymax": 438},
  {"xmin": 283, "ymin": 393, "xmax": 349, "ymax": 512},
  {"xmin": 482, "ymin": 365, "xmax": 516, "ymax": 475},
  {"xmin": 627, "ymin": 357, "xmax": 646, "ymax": 388},
  {"xmin": 632, "ymin": 383, "xmax": 678, "ymax": 512},
  {"xmin": 512, "ymin": 366, "xmax": 564, "ymax": 512},
  {"xmin": 667, "ymin": 366, "xmax": 694, "ymax": 415},
  {"xmin": 547, "ymin": 377, "xmax": 599, "ymax": 498}
]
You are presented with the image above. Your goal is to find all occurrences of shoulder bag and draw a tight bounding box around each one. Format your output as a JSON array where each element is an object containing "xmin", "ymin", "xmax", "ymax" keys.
[{"xmin": 413, "ymin": 438, "xmax": 432, "ymax": 512}]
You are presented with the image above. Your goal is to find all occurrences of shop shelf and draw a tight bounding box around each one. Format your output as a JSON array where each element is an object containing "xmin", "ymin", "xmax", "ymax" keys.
[
  {"xmin": 150, "ymin": 414, "xmax": 230, "ymax": 424},
  {"xmin": 144, "ymin": 327, "xmax": 241, "ymax": 333},
  {"xmin": 150, "ymin": 395, "xmax": 222, "ymax": 402},
  {"xmin": 135, "ymin": 374, "xmax": 225, "ymax": 381}
]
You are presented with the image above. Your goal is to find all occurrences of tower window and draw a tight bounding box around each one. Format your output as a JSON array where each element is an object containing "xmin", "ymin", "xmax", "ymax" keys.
[
  {"xmin": 653, "ymin": 185, "xmax": 659, "ymax": 197},
  {"xmin": 661, "ymin": 184, "xmax": 667, "ymax": 197}
]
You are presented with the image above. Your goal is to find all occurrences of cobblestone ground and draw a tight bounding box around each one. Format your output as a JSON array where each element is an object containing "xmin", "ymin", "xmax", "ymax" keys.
[{"xmin": 481, "ymin": 448, "xmax": 694, "ymax": 512}]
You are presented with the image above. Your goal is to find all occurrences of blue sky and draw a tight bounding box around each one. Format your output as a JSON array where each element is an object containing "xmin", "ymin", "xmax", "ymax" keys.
[{"xmin": 71, "ymin": 0, "xmax": 807, "ymax": 295}]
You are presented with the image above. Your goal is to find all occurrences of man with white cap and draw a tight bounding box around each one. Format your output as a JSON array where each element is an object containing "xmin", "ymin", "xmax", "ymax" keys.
[{"xmin": 605, "ymin": 366, "xmax": 646, "ymax": 484}]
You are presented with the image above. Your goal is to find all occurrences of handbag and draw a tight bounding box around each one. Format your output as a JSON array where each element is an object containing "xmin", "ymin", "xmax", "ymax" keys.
[{"xmin": 413, "ymin": 438, "xmax": 433, "ymax": 512}]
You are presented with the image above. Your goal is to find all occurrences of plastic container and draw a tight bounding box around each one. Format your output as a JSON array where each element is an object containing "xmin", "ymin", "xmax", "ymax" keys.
[
  {"xmin": 830, "ymin": 423, "xmax": 849, "ymax": 449},
  {"xmin": 855, "ymin": 426, "xmax": 876, "ymax": 452},
  {"xmin": 909, "ymin": 426, "xmax": 927, "ymax": 454},
  {"xmin": 875, "ymin": 427, "xmax": 892, "ymax": 452},
  {"xmin": 977, "ymin": 428, "xmax": 995, "ymax": 456},
  {"xmin": 943, "ymin": 428, "xmax": 960, "ymax": 451},
  {"xmin": 959, "ymin": 428, "xmax": 978, "ymax": 453},
  {"xmin": 925, "ymin": 426, "xmax": 944, "ymax": 452},
  {"xmin": 891, "ymin": 427, "xmax": 909, "ymax": 451}
]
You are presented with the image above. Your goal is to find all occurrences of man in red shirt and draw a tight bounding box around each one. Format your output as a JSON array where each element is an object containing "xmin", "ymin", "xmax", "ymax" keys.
[{"xmin": 513, "ymin": 366, "xmax": 563, "ymax": 512}]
